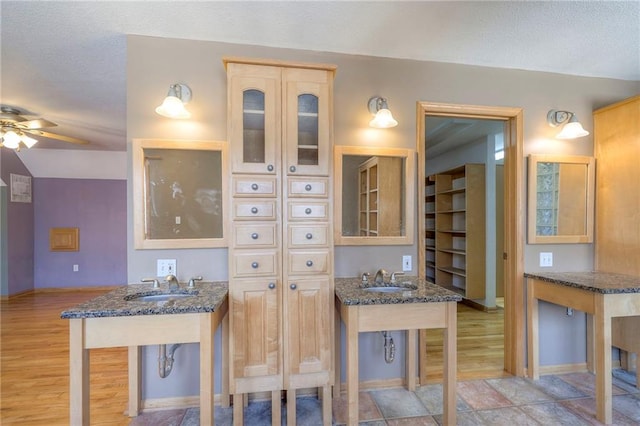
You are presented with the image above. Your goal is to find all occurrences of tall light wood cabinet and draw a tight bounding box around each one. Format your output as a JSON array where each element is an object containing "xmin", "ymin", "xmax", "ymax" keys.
[
  {"xmin": 432, "ymin": 164, "xmax": 486, "ymax": 300},
  {"xmin": 594, "ymin": 95, "xmax": 640, "ymax": 379},
  {"xmin": 358, "ymin": 156, "xmax": 403, "ymax": 236},
  {"xmin": 225, "ymin": 57, "xmax": 335, "ymax": 426}
]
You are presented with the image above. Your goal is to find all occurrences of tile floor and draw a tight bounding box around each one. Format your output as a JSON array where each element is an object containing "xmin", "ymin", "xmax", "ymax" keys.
[{"xmin": 129, "ymin": 370, "xmax": 639, "ymax": 425}]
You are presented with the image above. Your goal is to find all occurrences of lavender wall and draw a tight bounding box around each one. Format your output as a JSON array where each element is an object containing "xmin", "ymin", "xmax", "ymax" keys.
[
  {"xmin": 34, "ymin": 178, "xmax": 127, "ymax": 288},
  {"xmin": 0, "ymin": 150, "xmax": 34, "ymax": 296}
]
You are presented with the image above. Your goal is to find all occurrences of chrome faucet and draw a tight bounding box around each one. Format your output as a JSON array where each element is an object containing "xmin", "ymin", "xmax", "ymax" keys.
[
  {"xmin": 165, "ymin": 274, "xmax": 179, "ymax": 291},
  {"xmin": 188, "ymin": 276, "xmax": 203, "ymax": 288},
  {"xmin": 374, "ymin": 268, "xmax": 388, "ymax": 285},
  {"xmin": 141, "ymin": 277, "xmax": 160, "ymax": 288},
  {"xmin": 390, "ymin": 271, "xmax": 405, "ymax": 283},
  {"xmin": 361, "ymin": 272, "xmax": 371, "ymax": 285}
]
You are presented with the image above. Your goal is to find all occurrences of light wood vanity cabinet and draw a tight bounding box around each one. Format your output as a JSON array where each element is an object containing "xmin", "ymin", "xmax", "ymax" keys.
[{"xmin": 225, "ymin": 57, "xmax": 335, "ymax": 425}]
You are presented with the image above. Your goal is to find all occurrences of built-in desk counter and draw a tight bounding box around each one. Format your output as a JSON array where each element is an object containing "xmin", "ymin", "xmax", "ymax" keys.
[
  {"xmin": 335, "ymin": 277, "xmax": 462, "ymax": 426},
  {"xmin": 525, "ymin": 271, "xmax": 640, "ymax": 424},
  {"xmin": 61, "ymin": 282, "xmax": 229, "ymax": 426}
]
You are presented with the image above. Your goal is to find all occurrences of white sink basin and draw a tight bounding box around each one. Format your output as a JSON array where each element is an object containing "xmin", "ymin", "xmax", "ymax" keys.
[
  {"xmin": 363, "ymin": 285, "xmax": 417, "ymax": 293},
  {"xmin": 125, "ymin": 292, "xmax": 198, "ymax": 302}
]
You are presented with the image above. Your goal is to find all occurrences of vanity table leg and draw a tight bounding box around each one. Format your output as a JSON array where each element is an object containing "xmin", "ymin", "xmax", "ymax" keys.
[
  {"xmin": 345, "ymin": 306, "xmax": 359, "ymax": 426},
  {"xmin": 127, "ymin": 346, "xmax": 141, "ymax": 416},
  {"xmin": 594, "ymin": 297, "xmax": 612, "ymax": 424},
  {"xmin": 221, "ymin": 311, "xmax": 230, "ymax": 408},
  {"xmin": 232, "ymin": 394, "xmax": 243, "ymax": 425},
  {"xmin": 200, "ymin": 313, "xmax": 214, "ymax": 426},
  {"xmin": 286, "ymin": 389, "xmax": 295, "ymax": 425},
  {"xmin": 321, "ymin": 384, "xmax": 332, "ymax": 426},
  {"xmin": 442, "ymin": 302, "xmax": 457, "ymax": 426},
  {"xmin": 333, "ymin": 299, "xmax": 342, "ymax": 399},
  {"xmin": 527, "ymin": 279, "xmax": 540, "ymax": 379},
  {"xmin": 69, "ymin": 318, "xmax": 89, "ymax": 426},
  {"xmin": 272, "ymin": 390, "xmax": 281, "ymax": 426},
  {"xmin": 406, "ymin": 329, "xmax": 417, "ymax": 391}
]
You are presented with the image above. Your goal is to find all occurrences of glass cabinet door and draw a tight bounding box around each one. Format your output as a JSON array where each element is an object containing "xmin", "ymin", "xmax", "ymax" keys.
[
  {"xmin": 228, "ymin": 64, "xmax": 281, "ymax": 174},
  {"xmin": 283, "ymin": 68, "xmax": 331, "ymax": 176}
]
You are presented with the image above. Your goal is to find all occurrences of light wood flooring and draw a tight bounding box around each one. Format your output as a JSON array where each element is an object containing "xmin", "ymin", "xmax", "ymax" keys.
[{"xmin": 0, "ymin": 290, "xmax": 505, "ymax": 424}]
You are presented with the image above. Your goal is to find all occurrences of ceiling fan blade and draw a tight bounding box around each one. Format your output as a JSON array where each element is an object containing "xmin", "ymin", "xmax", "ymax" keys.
[
  {"xmin": 24, "ymin": 129, "xmax": 89, "ymax": 145},
  {"xmin": 15, "ymin": 118, "xmax": 58, "ymax": 129}
]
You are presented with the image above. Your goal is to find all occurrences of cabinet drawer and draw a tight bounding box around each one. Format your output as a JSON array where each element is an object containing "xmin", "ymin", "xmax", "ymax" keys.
[
  {"xmin": 233, "ymin": 200, "xmax": 277, "ymax": 220},
  {"xmin": 287, "ymin": 178, "xmax": 329, "ymax": 198},
  {"xmin": 288, "ymin": 224, "xmax": 329, "ymax": 247},
  {"xmin": 288, "ymin": 250, "xmax": 330, "ymax": 275},
  {"xmin": 232, "ymin": 250, "xmax": 278, "ymax": 277},
  {"xmin": 233, "ymin": 223, "xmax": 278, "ymax": 248},
  {"xmin": 288, "ymin": 202, "xmax": 329, "ymax": 221},
  {"xmin": 233, "ymin": 177, "xmax": 277, "ymax": 197}
]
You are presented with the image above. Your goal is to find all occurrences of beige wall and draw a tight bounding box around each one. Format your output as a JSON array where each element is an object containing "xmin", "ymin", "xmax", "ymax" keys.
[
  {"xmin": 127, "ymin": 34, "xmax": 637, "ymax": 282},
  {"xmin": 126, "ymin": 35, "xmax": 638, "ymax": 396}
]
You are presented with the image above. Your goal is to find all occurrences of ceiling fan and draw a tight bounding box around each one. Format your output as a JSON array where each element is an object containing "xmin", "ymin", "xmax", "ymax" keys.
[{"xmin": 0, "ymin": 106, "xmax": 89, "ymax": 151}]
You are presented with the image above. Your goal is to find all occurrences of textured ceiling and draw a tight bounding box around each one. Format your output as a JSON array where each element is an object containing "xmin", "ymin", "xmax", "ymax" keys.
[{"xmin": 1, "ymin": 1, "xmax": 639, "ymax": 151}]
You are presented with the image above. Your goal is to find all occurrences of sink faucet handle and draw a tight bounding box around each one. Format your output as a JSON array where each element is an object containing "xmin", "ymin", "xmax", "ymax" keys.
[
  {"xmin": 361, "ymin": 272, "xmax": 370, "ymax": 284},
  {"xmin": 390, "ymin": 271, "xmax": 405, "ymax": 283},
  {"xmin": 141, "ymin": 277, "xmax": 160, "ymax": 288},
  {"xmin": 188, "ymin": 276, "xmax": 203, "ymax": 288}
]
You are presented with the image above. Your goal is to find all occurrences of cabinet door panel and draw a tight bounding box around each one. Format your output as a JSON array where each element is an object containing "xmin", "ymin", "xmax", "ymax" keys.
[
  {"xmin": 283, "ymin": 68, "xmax": 331, "ymax": 176},
  {"xmin": 285, "ymin": 278, "xmax": 332, "ymax": 377},
  {"xmin": 227, "ymin": 64, "xmax": 281, "ymax": 174},
  {"xmin": 230, "ymin": 280, "xmax": 281, "ymax": 379}
]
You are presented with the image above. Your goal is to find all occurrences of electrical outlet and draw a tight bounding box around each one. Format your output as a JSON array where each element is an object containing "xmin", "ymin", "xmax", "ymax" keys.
[
  {"xmin": 157, "ymin": 259, "xmax": 177, "ymax": 277},
  {"xmin": 539, "ymin": 252, "xmax": 553, "ymax": 267},
  {"xmin": 73, "ymin": 264, "xmax": 79, "ymax": 272},
  {"xmin": 402, "ymin": 255, "xmax": 412, "ymax": 272}
]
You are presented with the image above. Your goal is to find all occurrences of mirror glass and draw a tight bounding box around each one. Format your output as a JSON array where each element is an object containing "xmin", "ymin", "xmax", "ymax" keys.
[
  {"xmin": 133, "ymin": 139, "xmax": 228, "ymax": 249},
  {"xmin": 335, "ymin": 146, "xmax": 414, "ymax": 245},
  {"xmin": 528, "ymin": 154, "xmax": 594, "ymax": 244}
]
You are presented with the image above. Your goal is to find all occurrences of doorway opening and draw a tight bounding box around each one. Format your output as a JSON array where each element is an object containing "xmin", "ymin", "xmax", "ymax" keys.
[{"xmin": 416, "ymin": 102, "xmax": 525, "ymax": 382}]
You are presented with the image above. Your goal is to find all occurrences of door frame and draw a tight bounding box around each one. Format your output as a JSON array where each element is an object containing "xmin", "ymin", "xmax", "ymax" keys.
[{"xmin": 416, "ymin": 101, "xmax": 525, "ymax": 379}]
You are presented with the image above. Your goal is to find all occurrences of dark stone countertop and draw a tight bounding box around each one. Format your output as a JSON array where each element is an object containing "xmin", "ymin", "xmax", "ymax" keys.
[
  {"xmin": 61, "ymin": 282, "xmax": 228, "ymax": 319},
  {"xmin": 335, "ymin": 276, "xmax": 463, "ymax": 306},
  {"xmin": 524, "ymin": 271, "xmax": 640, "ymax": 294}
]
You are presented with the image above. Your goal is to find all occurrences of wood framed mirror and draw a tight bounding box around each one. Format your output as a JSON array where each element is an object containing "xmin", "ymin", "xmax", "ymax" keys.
[
  {"xmin": 334, "ymin": 146, "xmax": 415, "ymax": 245},
  {"xmin": 133, "ymin": 139, "xmax": 228, "ymax": 249},
  {"xmin": 527, "ymin": 154, "xmax": 595, "ymax": 244}
]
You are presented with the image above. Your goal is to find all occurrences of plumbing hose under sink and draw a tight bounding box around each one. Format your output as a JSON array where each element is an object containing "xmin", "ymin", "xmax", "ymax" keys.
[
  {"xmin": 380, "ymin": 331, "xmax": 395, "ymax": 363},
  {"xmin": 158, "ymin": 343, "xmax": 182, "ymax": 378}
]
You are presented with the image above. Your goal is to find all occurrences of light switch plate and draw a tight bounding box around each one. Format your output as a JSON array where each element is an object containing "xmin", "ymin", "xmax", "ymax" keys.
[
  {"xmin": 157, "ymin": 259, "xmax": 177, "ymax": 277},
  {"xmin": 539, "ymin": 252, "xmax": 553, "ymax": 267},
  {"xmin": 402, "ymin": 255, "xmax": 412, "ymax": 272}
]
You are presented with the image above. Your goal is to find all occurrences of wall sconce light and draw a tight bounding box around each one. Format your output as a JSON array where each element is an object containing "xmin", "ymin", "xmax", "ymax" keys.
[
  {"xmin": 155, "ymin": 83, "xmax": 192, "ymax": 119},
  {"xmin": 547, "ymin": 110, "xmax": 589, "ymax": 139},
  {"xmin": 368, "ymin": 96, "xmax": 398, "ymax": 128}
]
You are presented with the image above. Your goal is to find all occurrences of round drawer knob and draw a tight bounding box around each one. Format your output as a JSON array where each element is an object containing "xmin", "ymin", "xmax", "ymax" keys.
[
  {"xmin": 306, "ymin": 260, "xmax": 313, "ymax": 267},
  {"xmin": 251, "ymin": 183, "xmax": 259, "ymax": 191},
  {"xmin": 267, "ymin": 164, "xmax": 274, "ymax": 172},
  {"xmin": 305, "ymin": 208, "xmax": 312, "ymax": 215},
  {"xmin": 289, "ymin": 165, "xmax": 296, "ymax": 173},
  {"xmin": 268, "ymin": 282, "xmax": 275, "ymax": 289},
  {"xmin": 251, "ymin": 233, "xmax": 259, "ymax": 240},
  {"xmin": 305, "ymin": 233, "xmax": 313, "ymax": 240},
  {"xmin": 251, "ymin": 262, "xmax": 259, "ymax": 269},
  {"xmin": 251, "ymin": 207, "xmax": 258, "ymax": 214},
  {"xmin": 305, "ymin": 184, "xmax": 312, "ymax": 191},
  {"xmin": 290, "ymin": 283, "xmax": 297, "ymax": 290}
]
